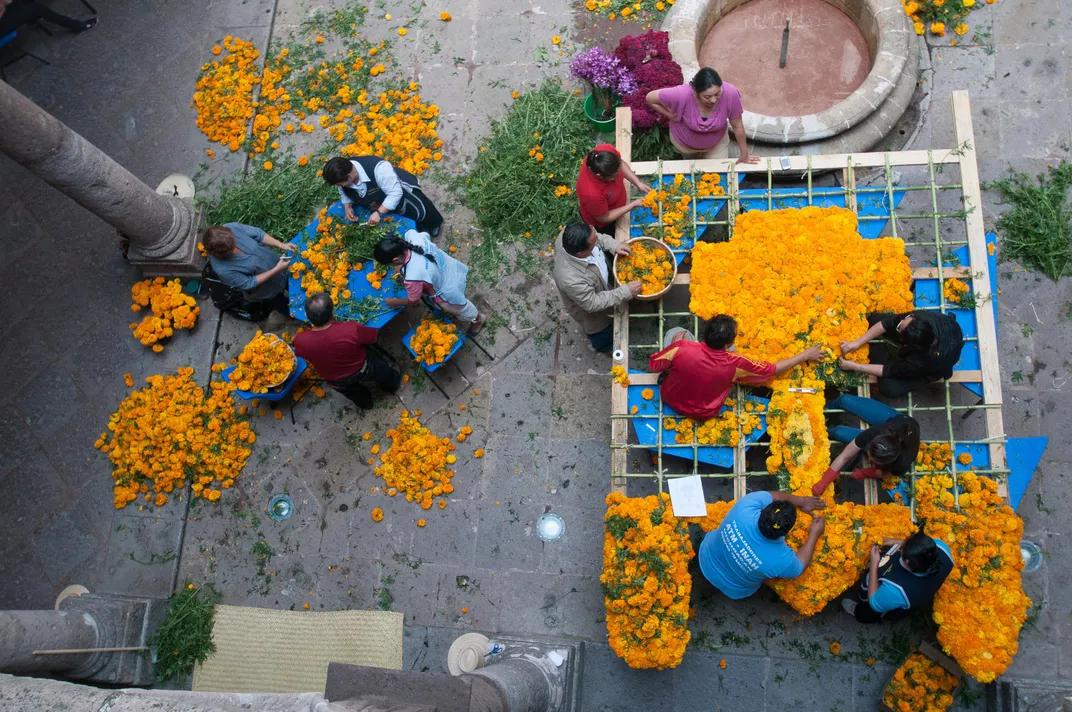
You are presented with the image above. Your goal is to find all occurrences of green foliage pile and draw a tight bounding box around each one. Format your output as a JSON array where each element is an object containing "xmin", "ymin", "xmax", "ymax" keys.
[
  {"xmin": 149, "ymin": 582, "xmax": 220, "ymax": 683},
  {"xmin": 988, "ymin": 161, "xmax": 1072, "ymax": 280},
  {"xmin": 202, "ymin": 153, "xmax": 336, "ymax": 241},
  {"xmin": 632, "ymin": 124, "xmax": 679, "ymax": 163},
  {"xmin": 454, "ymin": 80, "xmax": 596, "ymax": 275}
]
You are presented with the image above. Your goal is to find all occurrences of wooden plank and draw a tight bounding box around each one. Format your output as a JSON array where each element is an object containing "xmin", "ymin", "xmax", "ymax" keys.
[
  {"xmin": 610, "ymin": 106, "xmax": 633, "ymax": 494},
  {"xmin": 951, "ymin": 90, "xmax": 1007, "ymax": 496},
  {"xmin": 631, "ymin": 149, "xmax": 963, "ymax": 177},
  {"xmin": 672, "ymin": 272, "xmax": 691, "ymax": 285},
  {"xmin": 912, "ymin": 266, "xmax": 973, "ymax": 279},
  {"xmin": 624, "ymin": 369, "xmax": 983, "ymax": 387},
  {"xmin": 733, "ymin": 385, "xmax": 747, "ymax": 501}
]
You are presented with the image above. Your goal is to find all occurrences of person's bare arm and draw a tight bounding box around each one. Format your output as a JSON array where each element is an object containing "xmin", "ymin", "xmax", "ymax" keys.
[
  {"xmin": 829, "ymin": 439, "xmax": 861, "ymax": 474},
  {"xmin": 841, "ymin": 321, "xmax": 888, "ymax": 355},
  {"xmin": 838, "ymin": 358, "xmax": 884, "ymax": 377},
  {"xmin": 795, "ymin": 516, "xmax": 825, "ymax": 568},
  {"xmin": 383, "ymin": 296, "xmax": 420, "ymax": 307},
  {"xmin": 772, "ymin": 345, "xmax": 823, "ymax": 375},
  {"xmin": 253, "ymin": 257, "xmax": 291, "ymax": 285},
  {"xmin": 261, "ymin": 234, "xmax": 298, "ymax": 252},
  {"xmin": 865, "ymin": 545, "xmax": 882, "ymax": 598},
  {"xmin": 645, "ymin": 90, "xmax": 677, "ymax": 122},
  {"xmin": 620, "ymin": 162, "xmax": 652, "ymax": 194},
  {"xmin": 767, "ymin": 491, "xmax": 826, "ymax": 514},
  {"xmin": 592, "ymin": 199, "xmax": 645, "ymax": 226},
  {"xmin": 729, "ymin": 115, "xmax": 758, "ymax": 164}
]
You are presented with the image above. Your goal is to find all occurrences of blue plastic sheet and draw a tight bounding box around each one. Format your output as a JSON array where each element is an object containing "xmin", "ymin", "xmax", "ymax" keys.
[
  {"xmin": 287, "ymin": 202, "xmax": 408, "ymax": 328},
  {"xmin": 627, "ymin": 370, "xmax": 769, "ymax": 468}
]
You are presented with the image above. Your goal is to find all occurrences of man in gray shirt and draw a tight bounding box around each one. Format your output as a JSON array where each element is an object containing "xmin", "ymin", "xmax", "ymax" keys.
[{"xmin": 202, "ymin": 223, "xmax": 298, "ymax": 317}]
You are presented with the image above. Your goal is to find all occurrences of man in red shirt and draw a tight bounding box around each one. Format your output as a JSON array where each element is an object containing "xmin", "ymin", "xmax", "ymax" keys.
[
  {"xmin": 293, "ymin": 292, "xmax": 401, "ymax": 410},
  {"xmin": 649, "ymin": 315, "xmax": 823, "ymax": 419},
  {"xmin": 576, "ymin": 143, "xmax": 652, "ymax": 230}
]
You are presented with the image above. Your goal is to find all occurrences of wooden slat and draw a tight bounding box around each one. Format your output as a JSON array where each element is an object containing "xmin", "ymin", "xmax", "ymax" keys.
[
  {"xmin": 610, "ymin": 106, "xmax": 633, "ymax": 494},
  {"xmin": 912, "ymin": 266, "xmax": 972, "ymax": 279},
  {"xmin": 631, "ymin": 149, "xmax": 963, "ymax": 177},
  {"xmin": 624, "ymin": 369, "xmax": 983, "ymax": 387},
  {"xmin": 672, "ymin": 272, "xmax": 691, "ymax": 285},
  {"xmin": 951, "ymin": 90, "xmax": 1007, "ymax": 497}
]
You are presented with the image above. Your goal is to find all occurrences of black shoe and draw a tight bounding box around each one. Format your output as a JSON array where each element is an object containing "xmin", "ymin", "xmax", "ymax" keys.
[
  {"xmin": 429, "ymin": 225, "xmax": 441, "ymax": 238},
  {"xmin": 75, "ymin": 17, "xmax": 98, "ymax": 33}
]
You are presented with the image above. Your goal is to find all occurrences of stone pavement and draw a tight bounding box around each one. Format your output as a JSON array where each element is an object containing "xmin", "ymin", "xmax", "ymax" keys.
[{"xmin": 0, "ymin": 0, "xmax": 1070, "ymax": 708}]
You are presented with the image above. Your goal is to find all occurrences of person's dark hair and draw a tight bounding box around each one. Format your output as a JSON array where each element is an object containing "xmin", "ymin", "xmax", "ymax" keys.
[
  {"xmin": 201, "ymin": 226, "xmax": 236, "ymax": 258},
  {"xmin": 901, "ymin": 531, "xmax": 940, "ymax": 575},
  {"xmin": 758, "ymin": 501, "xmax": 797, "ymax": 540},
  {"xmin": 306, "ymin": 292, "xmax": 334, "ymax": 327},
  {"xmin": 703, "ymin": 315, "xmax": 737, "ymax": 349},
  {"xmin": 867, "ymin": 433, "xmax": 901, "ymax": 469},
  {"xmin": 323, "ymin": 157, "xmax": 354, "ymax": 185},
  {"xmin": 373, "ymin": 236, "xmax": 436, "ymax": 267},
  {"xmin": 691, "ymin": 67, "xmax": 723, "ymax": 93},
  {"xmin": 561, "ymin": 222, "xmax": 593, "ymax": 256},
  {"xmin": 586, "ymin": 149, "xmax": 621, "ymax": 180},
  {"xmin": 901, "ymin": 315, "xmax": 936, "ymax": 352}
]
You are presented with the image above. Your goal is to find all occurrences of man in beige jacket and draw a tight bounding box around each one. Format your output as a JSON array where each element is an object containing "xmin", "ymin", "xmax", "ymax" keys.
[{"xmin": 553, "ymin": 222, "xmax": 641, "ymax": 353}]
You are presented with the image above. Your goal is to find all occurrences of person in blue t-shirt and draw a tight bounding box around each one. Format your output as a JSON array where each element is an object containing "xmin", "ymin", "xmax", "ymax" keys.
[
  {"xmin": 697, "ymin": 491, "xmax": 827, "ymax": 600},
  {"xmin": 842, "ymin": 531, "xmax": 954, "ymax": 623}
]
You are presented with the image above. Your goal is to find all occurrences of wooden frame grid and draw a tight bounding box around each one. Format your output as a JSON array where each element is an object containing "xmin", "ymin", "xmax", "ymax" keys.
[{"xmin": 609, "ymin": 91, "xmax": 1008, "ymax": 508}]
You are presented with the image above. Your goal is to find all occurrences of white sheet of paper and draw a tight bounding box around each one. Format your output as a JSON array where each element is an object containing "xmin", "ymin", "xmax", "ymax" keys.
[{"xmin": 667, "ymin": 475, "xmax": 707, "ymax": 518}]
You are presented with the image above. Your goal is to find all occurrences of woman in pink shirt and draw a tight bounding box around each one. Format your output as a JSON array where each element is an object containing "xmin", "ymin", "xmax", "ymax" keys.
[{"xmin": 645, "ymin": 68, "xmax": 759, "ymax": 163}]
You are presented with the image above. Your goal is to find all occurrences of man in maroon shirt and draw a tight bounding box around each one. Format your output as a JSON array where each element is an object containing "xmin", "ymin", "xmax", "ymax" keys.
[
  {"xmin": 649, "ymin": 315, "xmax": 823, "ymax": 419},
  {"xmin": 575, "ymin": 143, "xmax": 652, "ymax": 230},
  {"xmin": 293, "ymin": 292, "xmax": 401, "ymax": 410}
]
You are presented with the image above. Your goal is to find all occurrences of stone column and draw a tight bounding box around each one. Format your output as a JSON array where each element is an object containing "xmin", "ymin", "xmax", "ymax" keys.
[
  {"xmin": 462, "ymin": 659, "xmax": 552, "ymax": 712},
  {"xmin": 0, "ymin": 610, "xmax": 98, "ymax": 675},
  {"xmin": 0, "ymin": 80, "xmax": 203, "ymax": 276}
]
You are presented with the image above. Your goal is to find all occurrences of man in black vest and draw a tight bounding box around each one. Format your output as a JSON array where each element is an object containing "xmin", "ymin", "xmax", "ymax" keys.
[
  {"xmin": 322, "ymin": 156, "xmax": 444, "ymax": 237},
  {"xmin": 842, "ymin": 531, "xmax": 954, "ymax": 623}
]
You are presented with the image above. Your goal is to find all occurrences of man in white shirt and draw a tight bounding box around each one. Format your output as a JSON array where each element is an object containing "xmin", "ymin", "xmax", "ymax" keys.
[{"xmin": 322, "ymin": 156, "xmax": 444, "ymax": 237}]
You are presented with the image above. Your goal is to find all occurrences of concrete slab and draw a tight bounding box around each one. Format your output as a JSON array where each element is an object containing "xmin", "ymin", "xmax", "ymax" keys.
[{"xmin": 673, "ymin": 651, "xmax": 768, "ymax": 712}]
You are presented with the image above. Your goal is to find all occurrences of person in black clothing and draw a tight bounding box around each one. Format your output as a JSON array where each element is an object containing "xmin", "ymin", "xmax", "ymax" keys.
[
  {"xmin": 812, "ymin": 394, "xmax": 920, "ymax": 495},
  {"xmin": 837, "ymin": 310, "xmax": 964, "ymax": 397},
  {"xmin": 0, "ymin": 0, "xmax": 97, "ymax": 36},
  {"xmin": 841, "ymin": 531, "xmax": 954, "ymax": 623},
  {"xmin": 322, "ymin": 156, "xmax": 444, "ymax": 237}
]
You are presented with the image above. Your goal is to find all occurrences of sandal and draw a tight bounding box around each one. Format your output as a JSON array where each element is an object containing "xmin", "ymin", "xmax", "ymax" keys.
[{"xmin": 467, "ymin": 315, "xmax": 486, "ymax": 336}]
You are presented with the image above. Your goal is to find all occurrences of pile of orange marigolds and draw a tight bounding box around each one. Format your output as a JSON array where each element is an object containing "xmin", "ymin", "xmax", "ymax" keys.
[
  {"xmin": 95, "ymin": 368, "xmax": 255, "ymax": 509},
  {"xmin": 410, "ymin": 316, "xmax": 459, "ymax": 366},
  {"xmin": 229, "ymin": 332, "xmax": 295, "ymax": 393},
  {"xmin": 192, "ymin": 20, "xmax": 442, "ymax": 176},
  {"xmin": 602, "ymin": 492, "xmax": 692, "ymax": 670},
  {"xmin": 615, "ymin": 240, "xmax": 675, "ymax": 296},
  {"xmin": 374, "ymin": 410, "xmax": 457, "ymax": 510},
  {"xmin": 129, "ymin": 278, "xmax": 200, "ymax": 352},
  {"xmin": 604, "ymin": 205, "xmax": 1028, "ymax": 680},
  {"xmin": 883, "ymin": 651, "xmax": 960, "ymax": 712}
]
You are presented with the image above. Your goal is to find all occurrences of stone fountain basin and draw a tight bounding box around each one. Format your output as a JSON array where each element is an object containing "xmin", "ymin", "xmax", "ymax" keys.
[{"xmin": 663, "ymin": 0, "xmax": 920, "ymax": 154}]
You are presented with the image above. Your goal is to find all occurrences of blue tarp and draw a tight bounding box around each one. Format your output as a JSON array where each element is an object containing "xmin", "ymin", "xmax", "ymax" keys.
[
  {"xmin": 287, "ymin": 202, "xmax": 408, "ymax": 328},
  {"xmin": 627, "ymin": 369, "xmax": 769, "ymax": 468}
]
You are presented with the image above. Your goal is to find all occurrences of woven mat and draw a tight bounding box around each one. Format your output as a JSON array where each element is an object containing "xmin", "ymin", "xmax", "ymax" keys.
[{"xmin": 191, "ymin": 605, "xmax": 403, "ymax": 693}]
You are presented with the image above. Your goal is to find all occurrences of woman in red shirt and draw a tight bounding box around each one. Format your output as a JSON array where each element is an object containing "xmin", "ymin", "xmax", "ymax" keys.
[{"xmin": 575, "ymin": 144, "xmax": 652, "ymax": 230}]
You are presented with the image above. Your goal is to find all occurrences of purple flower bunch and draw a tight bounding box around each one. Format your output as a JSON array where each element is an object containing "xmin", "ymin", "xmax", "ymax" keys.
[{"xmin": 569, "ymin": 47, "xmax": 638, "ymax": 96}]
